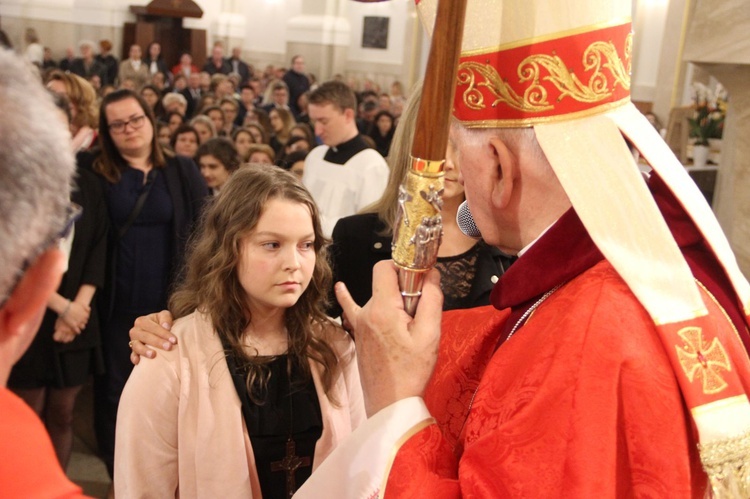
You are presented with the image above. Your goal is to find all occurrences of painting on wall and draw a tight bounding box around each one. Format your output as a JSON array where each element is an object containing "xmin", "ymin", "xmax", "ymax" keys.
[{"xmin": 362, "ymin": 16, "xmax": 389, "ymax": 49}]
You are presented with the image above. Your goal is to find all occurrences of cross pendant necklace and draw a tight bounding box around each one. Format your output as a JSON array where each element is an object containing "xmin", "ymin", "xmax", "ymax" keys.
[
  {"xmin": 270, "ymin": 358, "xmax": 312, "ymax": 498},
  {"xmin": 271, "ymin": 437, "xmax": 311, "ymax": 498}
]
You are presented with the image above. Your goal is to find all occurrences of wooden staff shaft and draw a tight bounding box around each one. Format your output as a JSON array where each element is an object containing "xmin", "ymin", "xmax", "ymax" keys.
[
  {"xmin": 394, "ymin": 0, "xmax": 467, "ymax": 316},
  {"xmin": 411, "ymin": 0, "xmax": 467, "ymax": 161}
]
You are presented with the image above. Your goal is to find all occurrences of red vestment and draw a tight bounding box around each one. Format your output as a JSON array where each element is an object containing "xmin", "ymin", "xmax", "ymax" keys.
[
  {"xmin": 385, "ymin": 175, "xmax": 750, "ymax": 497},
  {"xmin": 0, "ymin": 387, "xmax": 87, "ymax": 498}
]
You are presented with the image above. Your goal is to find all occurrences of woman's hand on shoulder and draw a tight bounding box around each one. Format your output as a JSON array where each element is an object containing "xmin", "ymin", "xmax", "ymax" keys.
[{"xmin": 129, "ymin": 310, "xmax": 176, "ymax": 365}]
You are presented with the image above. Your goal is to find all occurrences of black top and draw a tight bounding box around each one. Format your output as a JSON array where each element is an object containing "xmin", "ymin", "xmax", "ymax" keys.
[
  {"xmin": 224, "ymin": 351, "xmax": 322, "ymax": 499},
  {"xmin": 229, "ymin": 57, "xmax": 252, "ymax": 85},
  {"xmin": 143, "ymin": 57, "xmax": 169, "ymax": 78},
  {"xmin": 69, "ymin": 58, "xmax": 107, "ymax": 85},
  {"xmin": 95, "ymin": 54, "xmax": 119, "ymax": 86},
  {"xmin": 328, "ymin": 212, "xmax": 515, "ymax": 317},
  {"xmin": 8, "ymin": 165, "xmax": 109, "ymax": 389},
  {"xmin": 202, "ymin": 58, "xmax": 232, "ymax": 76},
  {"xmin": 368, "ymin": 128, "xmax": 393, "ymax": 158},
  {"xmin": 323, "ymin": 134, "xmax": 371, "ymax": 165},
  {"xmin": 107, "ymin": 168, "xmax": 174, "ymax": 313},
  {"xmin": 80, "ymin": 154, "xmax": 207, "ymax": 320},
  {"xmin": 436, "ymin": 242, "xmax": 506, "ymax": 310},
  {"xmin": 282, "ymin": 70, "xmax": 310, "ymax": 117}
]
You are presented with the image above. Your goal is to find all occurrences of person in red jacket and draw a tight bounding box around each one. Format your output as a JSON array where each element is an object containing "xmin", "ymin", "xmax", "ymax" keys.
[
  {"xmin": 171, "ymin": 52, "xmax": 199, "ymax": 79},
  {"xmin": 0, "ymin": 48, "xmax": 89, "ymax": 499}
]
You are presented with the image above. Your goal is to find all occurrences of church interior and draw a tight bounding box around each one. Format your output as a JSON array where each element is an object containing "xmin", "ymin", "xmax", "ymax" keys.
[{"xmin": 1, "ymin": 0, "xmax": 748, "ymax": 496}]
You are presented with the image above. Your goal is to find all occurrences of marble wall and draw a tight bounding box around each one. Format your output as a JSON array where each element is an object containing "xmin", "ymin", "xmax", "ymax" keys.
[
  {"xmin": 683, "ymin": 0, "xmax": 750, "ymax": 278},
  {"xmin": 0, "ymin": 0, "xmax": 419, "ymax": 91}
]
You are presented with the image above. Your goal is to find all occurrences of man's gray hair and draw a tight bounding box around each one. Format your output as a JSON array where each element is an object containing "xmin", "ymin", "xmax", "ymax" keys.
[
  {"xmin": 452, "ymin": 122, "xmax": 547, "ymax": 169},
  {"xmin": 0, "ymin": 49, "xmax": 75, "ymax": 303}
]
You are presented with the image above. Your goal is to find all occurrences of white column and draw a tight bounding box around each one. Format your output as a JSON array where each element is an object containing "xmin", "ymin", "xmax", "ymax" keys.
[{"xmin": 285, "ymin": 0, "xmax": 351, "ymax": 80}]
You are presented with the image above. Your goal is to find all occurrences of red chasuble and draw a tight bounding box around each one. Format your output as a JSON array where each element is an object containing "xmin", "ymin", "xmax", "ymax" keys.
[
  {"xmin": 0, "ymin": 388, "xmax": 87, "ymax": 498},
  {"xmin": 384, "ymin": 174, "xmax": 750, "ymax": 497}
]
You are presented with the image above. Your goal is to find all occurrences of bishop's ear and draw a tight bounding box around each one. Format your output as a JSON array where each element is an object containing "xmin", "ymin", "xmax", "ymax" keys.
[{"xmin": 488, "ymin": 135, "xmax": 517, "ymax": 209}]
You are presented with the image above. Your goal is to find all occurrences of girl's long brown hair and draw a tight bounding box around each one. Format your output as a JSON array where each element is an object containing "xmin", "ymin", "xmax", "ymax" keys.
[{"xmin": 169, "ymin": 164, "xmax": 340, "ymax": 403}]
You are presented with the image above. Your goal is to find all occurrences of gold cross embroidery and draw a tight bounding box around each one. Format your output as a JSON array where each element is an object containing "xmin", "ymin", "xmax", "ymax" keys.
[{"xmin": 675, "ymin": 326, "xmax": 731, "ymax": 395}]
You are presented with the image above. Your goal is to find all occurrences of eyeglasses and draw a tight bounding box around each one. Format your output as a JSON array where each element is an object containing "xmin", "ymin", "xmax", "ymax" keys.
[
  {"xmin": 108, "ymin": 114, "xmax": 147, "ymax": 134},
  {"xmin": 0, "ymin": 203, "xmax": 82, "ymax": 307}
]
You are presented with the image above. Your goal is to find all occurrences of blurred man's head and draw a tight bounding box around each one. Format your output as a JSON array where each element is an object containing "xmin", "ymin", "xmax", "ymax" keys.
[
  {"xmin": 211, "ymin": 44, "xmax": 224, "ymax": 62},
  {"xmin": 0, "ymin": 49, "xmax": 75, "ymax": 380},
  {"xmin": 291, "ymin": 55, "xmax": 305, "ymax": 74}
]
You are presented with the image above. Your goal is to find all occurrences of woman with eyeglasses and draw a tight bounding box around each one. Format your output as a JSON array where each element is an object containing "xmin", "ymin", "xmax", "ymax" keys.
[{"xmin": 83, "ymin": 88, "xmax": 207, "ymax": 481}]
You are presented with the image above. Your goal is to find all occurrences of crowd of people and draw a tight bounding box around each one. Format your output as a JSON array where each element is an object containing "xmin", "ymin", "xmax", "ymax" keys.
[{"xmin": 20, "ymin": 30, "xmax": 405, "ymax": 181}]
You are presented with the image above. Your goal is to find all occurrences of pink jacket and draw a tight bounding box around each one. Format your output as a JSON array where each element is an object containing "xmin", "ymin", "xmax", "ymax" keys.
[{"xmin": 115, "ymin": 311, "xmax": 365, "ymax": 498}]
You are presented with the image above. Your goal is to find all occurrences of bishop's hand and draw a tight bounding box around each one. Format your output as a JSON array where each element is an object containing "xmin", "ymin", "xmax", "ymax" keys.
[{"xmin": 335, "ymin": 260, "xmax": 443, "ymax": 417}]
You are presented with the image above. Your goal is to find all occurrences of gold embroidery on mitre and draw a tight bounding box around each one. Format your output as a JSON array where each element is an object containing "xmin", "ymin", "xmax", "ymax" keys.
[
  {"xmin": 676, "ymin": 327, "xmax": 732, "ymax": 395},
  {"xmin": 458, "ymin": 38, "xmax": 632, "ymax": 113},
  {"xmin": 457, "ymin": 61, "xmax": 552, "ymax": 113}
]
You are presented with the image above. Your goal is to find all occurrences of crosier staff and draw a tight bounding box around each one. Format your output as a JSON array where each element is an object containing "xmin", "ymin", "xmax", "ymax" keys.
[{"xmin": 391, "ymin": 0, "xmax": 467, "ymax": 316}]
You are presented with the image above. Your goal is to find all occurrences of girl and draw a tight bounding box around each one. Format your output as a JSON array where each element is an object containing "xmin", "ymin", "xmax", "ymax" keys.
[
  {"xmin": 247, "ymin": 144, "xmax": 276, "ymax": 165},
  {"xmin": 246, "ymin": 122, "xmax": 270, "ymax": 145},
  {"xmin": 115, "ymin": 166, "xmax": 364, "ymax": 498},
  {"xmin": 195, "ymin": 137, "xmax": 241, "ymax": 194},
  {"xmin": 203, "ymin": 105, "xmax": 227, "ymax": 137},
  {"xmin": 171, "ymin": 124, "xmax": 200, "ymax": 159},
  {"xmin": 156, "ymin": 121, "xmax": 173, "ymax": 151},
  {"xmin": 268, "ymin": 107, "xmax": 295, "ymax": 159},
  {"xmin": 190, "ymin": 115, "xmax": 217, "ymax": 144},
  {"xmin": 368, "ymin": 110, "xmax": 395, "ymax": 158},
  {"xmin": 233, "ymin": 127, "xmax": 257, "ymax": 162}
]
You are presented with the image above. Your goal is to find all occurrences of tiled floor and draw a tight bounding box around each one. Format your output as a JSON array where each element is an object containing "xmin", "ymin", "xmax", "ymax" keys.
[{"xmin": 67, "ymin": 381, "xmax": 112, "ymax": 498}]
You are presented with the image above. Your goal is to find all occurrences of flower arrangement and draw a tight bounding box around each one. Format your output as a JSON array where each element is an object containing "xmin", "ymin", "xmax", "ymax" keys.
[{"xmin": 688, "ymin": 82, "xmax": 727, "ymax": 146}]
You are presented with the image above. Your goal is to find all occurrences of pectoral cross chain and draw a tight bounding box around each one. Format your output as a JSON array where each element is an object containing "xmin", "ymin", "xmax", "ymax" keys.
[{"xmin": 271, "ymin": 437, "xmax": 312, "ymax": 498}]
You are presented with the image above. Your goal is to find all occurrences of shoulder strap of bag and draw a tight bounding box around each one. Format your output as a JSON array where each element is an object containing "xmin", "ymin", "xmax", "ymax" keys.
[{"xmin": 117, "ymin": 169, "xmax": 159, "ymax": 240}]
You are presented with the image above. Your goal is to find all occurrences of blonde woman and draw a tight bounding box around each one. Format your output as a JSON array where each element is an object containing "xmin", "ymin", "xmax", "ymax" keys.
[
  {"xmin": 45, "ymin": 70, "xmax": 99, "ymax": 151},
  {"xmin": 190, "ymin": 115, "xmax": 217, "ymax": 144}
]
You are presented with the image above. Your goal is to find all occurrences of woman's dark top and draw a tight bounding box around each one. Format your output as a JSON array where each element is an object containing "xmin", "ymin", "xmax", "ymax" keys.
[
  {"xmin": 368, "ymin": 128, "xmax": 394, "ymax": 158},
  {"xmin": 269, "ymin": 135, "xmax": 285, "ymax": 158},
  {"xmin": 8, "ymin": 164, "xmax": 109, "ymax": 388},
  {"xmin": 81, "ymin": 153, "xmax": 207, "ymax": 318},
  {"xmin": 224, "ymin": 351, "xmax": 322, "ymax": 499},
  {"xmin": 328, "ymin": 212, "xmax": 514, "ymax": 317},
  {"xmin": 106, "ymin": 168, "xmax": 173, "ymax": 313}
]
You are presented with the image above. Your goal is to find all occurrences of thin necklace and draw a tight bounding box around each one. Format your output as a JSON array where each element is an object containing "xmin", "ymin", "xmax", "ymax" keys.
[
  {"xmin": 270, "ymin": 355, "xmax": 311, "ymax": 498},
  {"xmin": 456, "ymin": 283, "xmax": 563, "ymax": 442},
  {"xmin": 506, "ymin": 284, "xmax": 562, "ymax": 341}
]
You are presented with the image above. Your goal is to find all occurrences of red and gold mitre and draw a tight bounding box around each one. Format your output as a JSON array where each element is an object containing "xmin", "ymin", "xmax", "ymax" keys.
[
  {"xmin": 417, "ymin": 0, "xmax": 750, "ymax": 496},
  {"xmin": 417, "ymin": 0, "xmax": 634, "ymax": 128}
]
